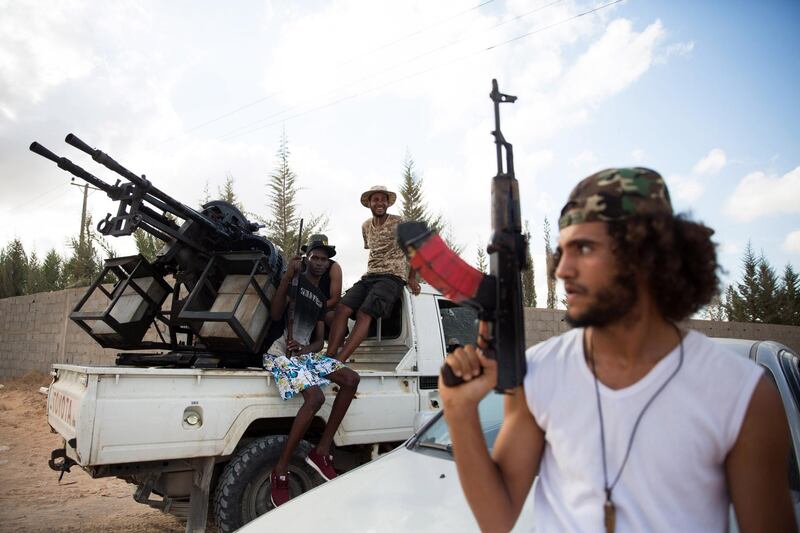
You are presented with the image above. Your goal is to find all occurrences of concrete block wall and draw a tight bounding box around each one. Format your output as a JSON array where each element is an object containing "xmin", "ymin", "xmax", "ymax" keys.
[
  {"xmin": 1, "ymin": 288, "xmax": 799, "ymax": 379},
  {"xmin": 0, "ymin": 288, "xmax": 121, "ymax": 379}
]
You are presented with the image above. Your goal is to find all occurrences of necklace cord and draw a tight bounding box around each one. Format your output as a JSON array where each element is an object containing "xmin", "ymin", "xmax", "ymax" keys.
[{"xmin": 589, "ymin": 323, "xmax": 685, "ymax": 498}]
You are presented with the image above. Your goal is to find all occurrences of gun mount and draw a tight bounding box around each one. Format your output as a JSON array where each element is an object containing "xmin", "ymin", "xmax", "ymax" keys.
[{"xmin": 30, "ymin": 135, "xmax": 285, "ymax": 367}]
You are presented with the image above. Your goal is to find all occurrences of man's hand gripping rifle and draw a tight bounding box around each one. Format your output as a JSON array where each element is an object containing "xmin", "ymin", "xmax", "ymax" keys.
[{"xmin": 396, "ymin": 79, "xmax": 527, "ymax": 392}]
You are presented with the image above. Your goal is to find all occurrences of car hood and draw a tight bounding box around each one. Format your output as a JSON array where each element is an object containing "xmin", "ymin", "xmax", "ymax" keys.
[{"xmin": 237, "ymin": 446, "xmax": 534, "ymax": 532}]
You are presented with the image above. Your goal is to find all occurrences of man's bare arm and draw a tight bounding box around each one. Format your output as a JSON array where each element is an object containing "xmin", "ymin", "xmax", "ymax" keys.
[
  {"xmin": 407, "ymin": 267, "xmax": 421, "ymax": 295},
  {"xmin": 326, "ymin": 261, "xmax": 342, "ymax": 310},
  {"xmin": 442, "ymin": 340, "xmax": 544, "ymax": 532},
  {"xmin": 726, "ymin": 376, "xmax": 796, "ymax": 532}
]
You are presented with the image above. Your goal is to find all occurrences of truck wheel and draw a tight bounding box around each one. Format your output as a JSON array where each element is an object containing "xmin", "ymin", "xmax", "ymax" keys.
[{"xmin": 213, "ymin": 436, "xmax": 318, "ymax": 532}]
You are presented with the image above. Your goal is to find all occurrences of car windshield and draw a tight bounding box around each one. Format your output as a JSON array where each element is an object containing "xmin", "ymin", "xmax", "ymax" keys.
[{"xmin": 415, "ymin": 392, "xmax": 505, "ymax": 453}]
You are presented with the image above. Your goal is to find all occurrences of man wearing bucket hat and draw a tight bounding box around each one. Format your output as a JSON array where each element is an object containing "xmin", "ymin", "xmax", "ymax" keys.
[
  {"xmin": 438, "ymin": 168, "xmax": 793, "ymax": 532},
  {"xmin": 301, "ymin": 234, "xmax": 343, "ymax": 332},
  {"xmin": 326, "ymin": 185, "xmax": 420, "ymax": 362}
]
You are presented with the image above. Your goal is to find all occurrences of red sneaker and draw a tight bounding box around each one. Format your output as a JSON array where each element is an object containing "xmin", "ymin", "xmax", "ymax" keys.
[
  {"xmin": 305, "ymin": 449, "xmax": 338, "ymax": 481},
  {"xmin": 270, "ymin": 471, "xmax": 290, "ymax": 507}
]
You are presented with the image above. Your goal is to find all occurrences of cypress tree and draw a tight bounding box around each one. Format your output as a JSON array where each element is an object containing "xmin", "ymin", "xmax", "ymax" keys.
[
  {"xmin": 724, "ymin": 242, "xmax": 760, "ymax": 322},
  {"xmin": 755, "ymin": 255, "xmax": 781, "ymax": 324},
  {"xmin": 40, "ymin": 249, "xmax": 64, "ymax": 292},
  {"xmin": 475, "ymin": 245, "xmax": 487, "ymax": 274},
  {"xmin": 522, "ymin": 220, "xmax": 536, "ymax": 307},
  {"xmin": 780, "ymin": 264, "xmax": 800, "ymax": 326},
  {"xmin": 544, "ymin": 218, "xmax": 556, "ymax": 309},
  {"xmin": 264, "ymin": 129, "xmax": 325, "ymax": 260}
]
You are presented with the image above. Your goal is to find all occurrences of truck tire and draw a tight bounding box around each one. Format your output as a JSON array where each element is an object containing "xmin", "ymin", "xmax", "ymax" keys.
[{"xmin": 213, "ymin": 436, "xmax": 319, "ymax": 532}]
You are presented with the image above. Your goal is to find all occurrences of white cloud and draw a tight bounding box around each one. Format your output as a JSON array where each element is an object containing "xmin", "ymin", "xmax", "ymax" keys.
[
  {"xmin": 784, "ymin": 230, "xmax": 800, "ymax": 254},
  {"xmin": 558, "ymin": 19, "xmax": 665, "ymax": 109},
  {"xmin": 666, "ymin": 174, "xmax": 703, "ymax": 204},
  {"xmin": 725, "ymin": 166, "xmax": 800, "ymax": 221},
  {"xmin": 692, "ymin": 148, "xmax": 727, "ymax": 176},
  {"xmin": 631, "ymin": 148, "xmax": 645, "ymax": 163},
  {"xmin": 656, "ymin": 40, "xmax": 695, "ymax": 63}
]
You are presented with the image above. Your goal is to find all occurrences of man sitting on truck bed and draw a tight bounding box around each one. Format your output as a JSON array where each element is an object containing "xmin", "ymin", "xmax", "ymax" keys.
[
  {"xmin": 263, "ymin": 238, "xmax": 360, "ymax": 507},
  {"xmin": 326, "ymin": 185, "xmax": 420, "ymax": 362},
  {"xmin": 301, "ymin": 233, "xmax": 343, "ymax": 337}
]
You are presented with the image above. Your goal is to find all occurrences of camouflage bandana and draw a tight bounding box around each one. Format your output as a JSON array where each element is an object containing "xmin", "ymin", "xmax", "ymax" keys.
[{"xmin": 558, "ymin": 167, "xmax": 673, "ymax": 229}]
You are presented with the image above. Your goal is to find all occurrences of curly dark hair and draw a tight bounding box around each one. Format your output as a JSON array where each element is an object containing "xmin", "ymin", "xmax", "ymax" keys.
[{"xmin": 550, "ymin": 214, "xmax": 721, "ymax": 322}]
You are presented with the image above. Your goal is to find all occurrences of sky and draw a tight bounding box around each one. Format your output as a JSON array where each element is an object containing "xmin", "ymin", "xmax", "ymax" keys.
[{"xmin": 1, "ymin": 0, "xmax": 799, "ymax": 304}]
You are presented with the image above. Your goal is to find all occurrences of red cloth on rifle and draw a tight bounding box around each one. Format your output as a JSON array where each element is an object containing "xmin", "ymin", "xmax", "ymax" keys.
[{"xmin": 410, "ymin": 234, "xmax": 483, "ymax": 303}]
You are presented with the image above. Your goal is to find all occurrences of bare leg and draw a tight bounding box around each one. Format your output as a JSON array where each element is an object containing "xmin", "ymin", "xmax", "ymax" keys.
[
  {"xmin": 274, "ymin": 386, "xmax": 325, "ymax": 474},
  {"xmin": 326, "ymin": 304, "xmax": 353, "ymax": 357},
  {"xmin": 336, "ymin": 310, "xmax": 373, "ymax": 362},
  {"xmin": 315, "ymin": 368, "xmax": 360, "ymax": 457}
]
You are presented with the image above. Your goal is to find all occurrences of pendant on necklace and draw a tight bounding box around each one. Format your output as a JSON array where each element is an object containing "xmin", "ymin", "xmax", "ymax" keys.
[{"xmin": 604, "ymin": 497, "xmax": 616, "ymax": 533}]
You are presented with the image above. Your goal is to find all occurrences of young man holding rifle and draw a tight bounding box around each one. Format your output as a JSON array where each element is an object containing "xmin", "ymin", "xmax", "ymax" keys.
[
  {"xmin": 263, "ymin": 237, "xmax": 360, "ymax": 507},
  {"xmin": 441, "ymin": 168, "xmax": 795, "ymax": 532}
]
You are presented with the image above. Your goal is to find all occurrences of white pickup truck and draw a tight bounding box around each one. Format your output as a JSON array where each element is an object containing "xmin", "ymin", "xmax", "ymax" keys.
[{"xmin": 45, "ymin": 284, "xmax": 478, "ymax": 532}]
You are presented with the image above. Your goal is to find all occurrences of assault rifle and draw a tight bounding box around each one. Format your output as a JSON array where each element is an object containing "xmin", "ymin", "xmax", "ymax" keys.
[{"xmin": 396, "ymin": 79, "xmax": 527, "ymax": 392}]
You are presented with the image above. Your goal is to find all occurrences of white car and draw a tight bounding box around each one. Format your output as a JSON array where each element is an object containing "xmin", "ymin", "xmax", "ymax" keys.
[{"xmin": 238, "ymin": 338, "xmax": 800, "ymax": 532}]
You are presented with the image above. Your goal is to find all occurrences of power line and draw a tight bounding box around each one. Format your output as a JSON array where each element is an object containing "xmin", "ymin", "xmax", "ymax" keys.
[
  {"xmin": 220, "ymin": 0, "xmax": 626, "ymax": 142},
  {"xmin": 216, "ymin": 0, "xmax": 566, "ymax": 141},
  {"xmin": 339, "ymin": 0, "xmax": 496, "ymax": 66},
  {"xmin": 167, "ymin": 0, "xmax": 496, "ymax": 141},
  {"xmin": 6, "ymin": 182, "xmax": 71, "ymax": 213}
]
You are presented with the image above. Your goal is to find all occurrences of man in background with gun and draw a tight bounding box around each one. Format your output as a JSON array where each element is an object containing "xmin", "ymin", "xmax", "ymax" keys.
[
  {"xmin": 262, "ymin": 236, "xmax": 360, "ymax": 508},
  {"xmin": 440, "ymin": 168, "xmax": 794, "ymax": 532}
]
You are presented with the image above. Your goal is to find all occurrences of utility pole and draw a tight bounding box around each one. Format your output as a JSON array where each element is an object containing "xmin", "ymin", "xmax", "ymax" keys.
[
  {"xmin": 70, "ymin": 180, "xmax": 98, "ymax": 248},
  {"xmin": 79, "ymin": 183, "xmax": 88, "ymax": 248}
]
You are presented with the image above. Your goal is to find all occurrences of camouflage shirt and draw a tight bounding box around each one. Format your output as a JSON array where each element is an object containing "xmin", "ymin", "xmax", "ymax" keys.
[{"xmin": 362, "ymin": 214, "xmax": 407, "ymax": 281}]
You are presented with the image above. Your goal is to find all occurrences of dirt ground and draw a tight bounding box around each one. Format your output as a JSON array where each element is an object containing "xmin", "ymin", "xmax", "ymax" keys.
[{"xmin": 0, "ymin": 373, "xmax": 188, "ymax": 532}]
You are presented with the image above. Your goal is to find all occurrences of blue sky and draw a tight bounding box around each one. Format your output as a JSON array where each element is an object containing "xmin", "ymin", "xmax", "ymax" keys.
[{"xmin": 1, "ymin": 0, "xmax": 798, "ymax": 305}]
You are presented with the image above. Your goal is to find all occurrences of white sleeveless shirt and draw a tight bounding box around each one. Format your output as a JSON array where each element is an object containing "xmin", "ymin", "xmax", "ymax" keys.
[{"xmin": 523, "ymin": 328, "xmax": 762, "ymax": 532}]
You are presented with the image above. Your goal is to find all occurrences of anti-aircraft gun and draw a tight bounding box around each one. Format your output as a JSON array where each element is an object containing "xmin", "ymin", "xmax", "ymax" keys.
[{"xmin": 30, "ymin": 134, "xmax": 285, "ymax": 368}]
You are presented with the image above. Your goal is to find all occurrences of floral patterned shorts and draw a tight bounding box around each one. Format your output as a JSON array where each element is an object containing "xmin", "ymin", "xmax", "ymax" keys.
[{"xmin": 263, "ymin": 351, "xmax": 345, "ymax": 401}]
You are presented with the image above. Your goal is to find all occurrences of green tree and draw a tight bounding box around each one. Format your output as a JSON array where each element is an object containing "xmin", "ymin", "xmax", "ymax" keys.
[
  {"xmin": 26, "ymin": 251, "xmax": 43, "ymax": 294},
  {"xmin": 0, "ymin": 239, "xmax": 28, "ymax": 297},
  {"xmin": 522, "ymin": 220, "xmax": 536, "ymax": 307},
  {"xmin": 399, "ymin": 152, "xmax": 441, "ymax": 230},
  {"xmin": 725, "ymin": 243, "xmax": 764, "ymax": 322},
  {"xmin": 133, "ymin": 229, "xmax": 164, "ymax": 263},
  {"xmin": 264, "ymin": 130, "xmax": 325, "ymax": 259},
  {"xmin": 755, "ymin": 255, "xmax": 781, "ymax": 324},
  {"xmin": 544, "ymin": 217, "xmax": 556, "ymax": 309},
  {"xmin": 40, "ymin": 249, "xmax": 64, "ymax": 292},
  {"xmin": 218, "ymin": 174, "xmax": 244, "ymax": 211},
  {"xmin": 398, "ymin": 152, "xmax": 462, "ymax": 254},
  {"xmin": 475, "ymin": 244, "xmax": 487, "ymax": 273},
  {"xmin": 63, "ymin": 215, "xmax": 115, "ymax": 288},
  {"xmin": 779, "ymin": 264, "xmax": 800, "ymax": 326}
]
